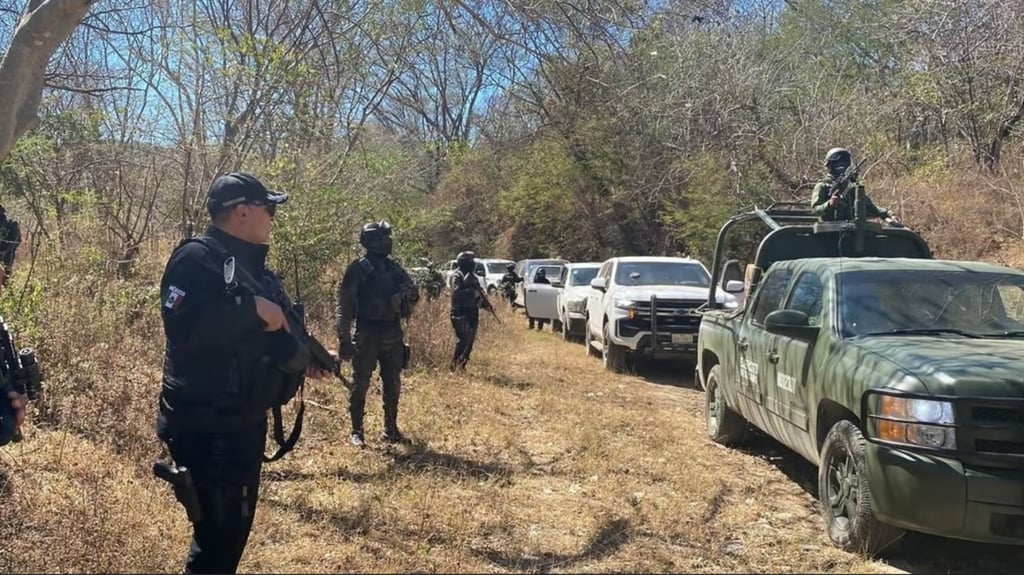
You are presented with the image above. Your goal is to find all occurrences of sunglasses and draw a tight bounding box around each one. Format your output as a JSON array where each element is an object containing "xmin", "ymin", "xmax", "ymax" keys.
[{"xmin": 248, "ymin": 201, "xmax": 277, "ymax": 217}]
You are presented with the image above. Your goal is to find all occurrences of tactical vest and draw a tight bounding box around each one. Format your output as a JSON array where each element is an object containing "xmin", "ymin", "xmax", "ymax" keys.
[
  {"xmin": 174, "ymin": 234, "xmax": 309, "ymax": 462},
  {"xmin": 451, "ymin": 270, "xmax": 481, "ymax": 312},
  {"xmin": 355, "ymin": 256, "xmax": 409, "ymax": 326}
]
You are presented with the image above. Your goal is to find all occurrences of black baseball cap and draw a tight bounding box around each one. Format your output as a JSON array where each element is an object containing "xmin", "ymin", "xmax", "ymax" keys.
[{"xmin": 206, "ymin": 172, "xmax": 289, "ymax": 215}]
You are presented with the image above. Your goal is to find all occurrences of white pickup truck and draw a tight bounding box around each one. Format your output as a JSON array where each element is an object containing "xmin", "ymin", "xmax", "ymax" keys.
[
  {"xmin": 555, "ymin": 262, "xmax": 601, "ymax": 340},
  {"xmin": 584, "ymin": 256, "xmax": 739, "ymax": 372}
]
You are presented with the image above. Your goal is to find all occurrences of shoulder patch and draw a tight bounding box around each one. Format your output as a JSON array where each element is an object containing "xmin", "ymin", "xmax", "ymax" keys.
[{"xmin": 164, "ymin": 285, "xmax": 186, "ymax": 310}]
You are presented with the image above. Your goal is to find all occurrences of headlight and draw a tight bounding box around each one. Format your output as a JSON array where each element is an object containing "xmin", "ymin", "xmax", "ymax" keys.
[
  {"xmin": 866, "ymin": 393, "xmax": 956, "ymax": 450},
  {"xmin": 613, "ymin": 297, "xmax": 638, "ymax": 318},
  {"xmin": 567, "ymin": 299, "xmax": 586, "ymax": 313}
]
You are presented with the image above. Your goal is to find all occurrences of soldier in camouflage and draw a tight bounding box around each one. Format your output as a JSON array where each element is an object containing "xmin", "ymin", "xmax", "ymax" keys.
[
  {"xmin": 336, "ymin": 221, "xmax": 420, "ymax": 447},
  {"xmin": 811, "ymin": 147, "xmax": 901, "ymax": 224},
  {"xmin": 498, "ymin": 263, "xmax": 522, "ymax": 306}
]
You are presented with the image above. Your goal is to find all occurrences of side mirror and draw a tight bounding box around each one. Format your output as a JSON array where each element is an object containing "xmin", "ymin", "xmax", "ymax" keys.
[
  {"xmin": 722, "ymin": 259, "xmax": 744, "ymax": 284},
  {"xmin": 764, "ymin": 309, "xmax": 819, "ymax": 339},
  {"xmin": 590, "ymin": 277, "xmax": 607, "ymax": 291},
  {"xmin": 724, "ymin": 280, "xmax": 744, "ymax": 293},
  {"xmin": 551, "ymin": 279, "xmax": 564, "ymax": 288}
]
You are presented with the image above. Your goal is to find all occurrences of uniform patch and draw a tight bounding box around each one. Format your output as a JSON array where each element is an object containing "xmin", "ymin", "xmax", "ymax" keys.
[{"xmin": 164, "ymin": 285, "xmax": 186, "ymax": 310}]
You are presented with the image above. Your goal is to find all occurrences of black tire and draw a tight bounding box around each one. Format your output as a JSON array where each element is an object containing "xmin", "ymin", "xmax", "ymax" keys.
[
  {"xmin": 602, "ymin": 322, "xmax": 627, "ymax": 373},
  {"xmin": 818, "ymin": 420, "xmax": 904, "ymax": 556},
  {"xmin": 552, "ymin": 319, "xmax": 562, "ymax": 333},
  {"xmin": 705, "ymin": 365, "xmax": 748, "ymax": 445}
]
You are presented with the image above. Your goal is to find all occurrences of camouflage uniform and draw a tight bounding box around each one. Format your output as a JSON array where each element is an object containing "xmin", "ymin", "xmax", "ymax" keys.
[
  {"xmin": 499, "ymin": 267, "xmax": 522, "ymax": 305},
  {"xmin": 810, "ymin": 175, "xmax": 893, "ymax": 222},
  {"xmin": 336, "ymin": 221, "xmax": 420, "ymax": 447},
  {"xmin": 810, "ymin": 147, "xmax": 894, "ymax": 222}
]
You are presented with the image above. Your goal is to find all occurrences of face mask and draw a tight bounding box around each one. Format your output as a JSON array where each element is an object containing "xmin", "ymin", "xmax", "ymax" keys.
[
  {"xmin": 367, "ymin": 236, "xmax": 392, "ymax": 257},
  {"xmin": 829, "ymin": 161, "xmax": 850, "ymax": 176}
]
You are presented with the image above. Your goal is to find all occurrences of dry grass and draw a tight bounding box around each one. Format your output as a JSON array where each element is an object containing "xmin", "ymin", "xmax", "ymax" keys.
[{"xmin": 3, "ymin": 186, "xmax": 1024, "ymax": 573}]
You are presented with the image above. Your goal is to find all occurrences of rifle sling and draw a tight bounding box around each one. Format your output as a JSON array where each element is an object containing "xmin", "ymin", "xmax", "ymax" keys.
[{"xmin": 264, "ymin": 399, "xmax": 304, "ymax": 463}]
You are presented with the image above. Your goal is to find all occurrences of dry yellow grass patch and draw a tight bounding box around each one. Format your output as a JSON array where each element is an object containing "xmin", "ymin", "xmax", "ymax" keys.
[{"xmin": 0, "ymin": 297, "xmax": 1022, "ymax": 573}]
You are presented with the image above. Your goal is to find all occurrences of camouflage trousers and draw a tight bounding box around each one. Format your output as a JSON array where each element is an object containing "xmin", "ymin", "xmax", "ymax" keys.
[{"xmin": 350, "ymin": 325, "xmax": 405, "ymax": 435}]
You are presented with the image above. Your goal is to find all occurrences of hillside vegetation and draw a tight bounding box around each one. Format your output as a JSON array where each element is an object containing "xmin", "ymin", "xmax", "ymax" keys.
[{"xmin": 3, "ymin": 0, "xmax": 1024, "ymax": 572}]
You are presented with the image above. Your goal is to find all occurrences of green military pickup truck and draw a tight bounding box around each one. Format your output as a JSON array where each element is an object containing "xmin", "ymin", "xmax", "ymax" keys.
[{"xmin": 697, "ymin": 203, "xmax": 1024, "ymax": 555}]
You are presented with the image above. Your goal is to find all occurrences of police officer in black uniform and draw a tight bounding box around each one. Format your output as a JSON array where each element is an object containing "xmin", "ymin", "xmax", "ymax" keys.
[
  {"xmin": 449, "ymin": 251, "xmax": 494, "ymax": 371},
  {"xmin": 336, "ymin": 220, "xmax": 420, "ymax": 448},
  {"xmin": 156, "ymin": 172, "xmax": 332, "ymax": 574},
  {"xmin": 0, "ymin": 205, "xmax": 21, "ymax": 288},
  {"xmin": 0, "ymin": 205, "xmax": 27, "ymax": 442}
]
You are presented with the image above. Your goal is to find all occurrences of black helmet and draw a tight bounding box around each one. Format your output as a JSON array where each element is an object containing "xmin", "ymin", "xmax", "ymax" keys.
[
  {"xmin": 456, "ymin": 250, "xmax": 476, "ymax": 273},
  {"xmin": 506, "ymin": 263, "xmax": 515, "ymax": 272},
  {"xmin": 824, "ymin": 147, "xmax": 852, "ymax": 175},
  {"xmin": 359, "ymin": 220, "xmax": 392, "ymax": 256}
]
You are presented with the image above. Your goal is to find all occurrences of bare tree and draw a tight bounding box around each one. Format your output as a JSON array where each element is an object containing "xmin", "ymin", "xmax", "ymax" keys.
[{"xmin": 0, "ymin": 0, "xmax": 99, "ymax": 163}]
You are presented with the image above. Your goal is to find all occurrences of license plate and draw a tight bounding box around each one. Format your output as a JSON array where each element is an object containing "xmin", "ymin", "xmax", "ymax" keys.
[{"xmin": 671, "ymin": 333, "xmax": 695, "ymax": 345}]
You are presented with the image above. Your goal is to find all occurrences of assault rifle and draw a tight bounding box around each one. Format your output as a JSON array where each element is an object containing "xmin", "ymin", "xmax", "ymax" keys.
[
  {"xmin": 472, "ymin": 278, "xmax": 501, "ymax": 324},
  {"xmin": 0, "ymin": 315, "xmax": 43, "ymax": 446},
  {"xmin": 829, "ymin": 156, "xmax": 869, "ymax": 203},
  {"xmin": 290, "ymin": 258, "xmax": 352, "ymax": 391}
]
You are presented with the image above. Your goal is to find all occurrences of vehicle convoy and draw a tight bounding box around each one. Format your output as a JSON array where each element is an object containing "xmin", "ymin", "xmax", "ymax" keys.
[
  {"xmin": 585, "ymin": 256, "xmax": 739, "ymax": 372},
  {"xmin": 697, "ymin": 202, "xmax": 1024, "ymax": 555}
]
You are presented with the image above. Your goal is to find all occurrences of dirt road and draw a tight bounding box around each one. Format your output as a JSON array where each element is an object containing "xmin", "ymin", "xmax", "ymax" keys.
[{"xmin": 580, "ymin": 339, "xmax": 1024, "ymax": 575}]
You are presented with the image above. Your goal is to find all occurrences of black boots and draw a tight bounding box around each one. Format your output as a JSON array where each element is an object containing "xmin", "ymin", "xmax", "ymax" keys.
[{"xmin": 382, "ymin": 405, "xmax": 411, "ymax": 445}]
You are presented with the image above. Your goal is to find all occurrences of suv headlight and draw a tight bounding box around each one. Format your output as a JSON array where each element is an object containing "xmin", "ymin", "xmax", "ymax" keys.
[
  {"xmin": 865, "ymin": 392, "xmax": 956, "ymax": 450},
  {"xmin": 567, "ymin": 299, "xmax": 586, "ymax": 313},
  {"xmin": 613, "ymin": 297, "xmax": 638, "ymax": 318}
]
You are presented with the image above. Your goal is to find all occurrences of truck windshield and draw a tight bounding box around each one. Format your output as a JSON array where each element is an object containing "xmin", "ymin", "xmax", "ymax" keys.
[
  {"xmin": 615, "ymin": 261, "xmax": 710, "ymax": 287},
  {"xmin": 568, "ymin": 267, "xmax": 599, "ymax": 287},
  {"xmin": 839, "ymin": 269, "xmax": 1024, "ymax": 338}
]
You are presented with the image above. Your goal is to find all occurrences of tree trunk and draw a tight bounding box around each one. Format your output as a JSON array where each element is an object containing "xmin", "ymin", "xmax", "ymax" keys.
[{"xmin": 0, "ymin": 0, "xmax": 97, "ymax": 164}]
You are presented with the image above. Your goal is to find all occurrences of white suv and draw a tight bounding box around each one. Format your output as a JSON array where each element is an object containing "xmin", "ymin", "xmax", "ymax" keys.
[
  {"xmin": 442, "ymin": 257, "xmax": 514, "ymax": 294},
  {"xmin": 555, "ymin": 262, "xmax": 601, "ymax": 340},
  {"xmin": 584, "ymin": 256, "xmax": 739, "ymax": 372},
  {"xmin": 476, "ymin": 258, "xmax": 516, "ymax": 294}
]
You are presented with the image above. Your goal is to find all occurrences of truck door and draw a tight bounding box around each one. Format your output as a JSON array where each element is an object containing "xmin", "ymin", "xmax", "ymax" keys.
[
  {"xmin": 739, "ymin": 268, "xmax": 794, "ymax": 418},
  {"xmin": 525, "ymin": 269, "xmax": 561, "ymax": 321},
  {"xmin": 770, "ymin": 271, "xmax": 826, "ymax": 434},
  {"xmin": 586, "ymin": 261, "xmax": 613, "ymax": 338}
]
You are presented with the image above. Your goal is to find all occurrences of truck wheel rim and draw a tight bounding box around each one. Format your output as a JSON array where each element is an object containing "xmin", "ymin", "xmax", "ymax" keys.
[
  {"xmin": 708, "ymin": 382, "xmax": 720, "ymax": 432},
  {"xmin": 826, "ymin": 446, "xmax": 858, "ymax": 530}
]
